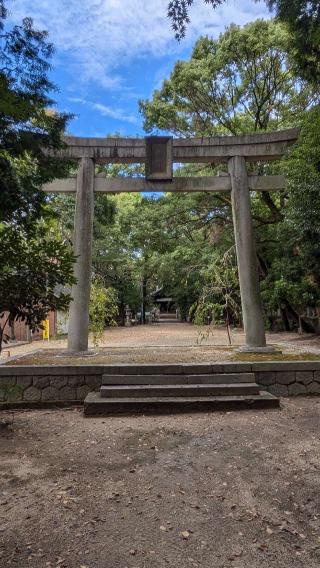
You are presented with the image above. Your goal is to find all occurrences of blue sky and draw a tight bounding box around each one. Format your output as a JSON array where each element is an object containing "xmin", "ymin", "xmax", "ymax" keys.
[{"xmin": 8, "ymin": 0, "xmax": 270, "ymax": 138}]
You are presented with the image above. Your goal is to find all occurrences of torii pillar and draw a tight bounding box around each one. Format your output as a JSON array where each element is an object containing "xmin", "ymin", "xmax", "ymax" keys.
[
  {"xmin": 228, "ymin": 156, "xmax": 274, "ymax": 352},
  {"xmin": 67, "ymin": 157, "xmax": 95, "ymax": 354}
]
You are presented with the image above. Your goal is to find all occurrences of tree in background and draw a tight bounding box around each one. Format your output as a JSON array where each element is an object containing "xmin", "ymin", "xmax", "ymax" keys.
[
  {"xmin": 89, "ymin": 275, "xmax": 118, "ymax": 347},
  {"xmin": 0, "ymin": 2, "xmax": 70, "ymax": 224},
  {"xmin": 167, "ymin": 0, "xmax": 320, "ymax": 83},
  {"xmin": 140, "ymin": 18, "xmax": 320, "ymax": 331},
  {"xmin": 0, "ymin": 223, "xmax": 75, "ymax": 352},
  {"xmin": 0, "ymin": 2, "xmax": 75, "ymax": 347},
  {"xmin": 265, "ymin": 1, "xmax": 320, "ymax": 84},
  {"xmin": 51, "ymin": 165, "xmax": 152, "ymax": 326},
  {"xmin": 93, "ymin": 166, "xmax": 146, "ymax": 324},
  {"xmin": 259, "ymin": 105, "xmax": 320, "ymax": 331},
  {"xmin": 140, "ymin": 19, "xmax": 316, "ymax": 257},
  {"xmin": 141, "ymin": 19, "xmax": 314, "ymax": 137}
]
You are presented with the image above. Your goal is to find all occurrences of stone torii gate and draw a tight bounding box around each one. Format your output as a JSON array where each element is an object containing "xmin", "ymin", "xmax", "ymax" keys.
[{"xmin": 43, "ymin": 128, "xmax": 299, "ymax": 354}]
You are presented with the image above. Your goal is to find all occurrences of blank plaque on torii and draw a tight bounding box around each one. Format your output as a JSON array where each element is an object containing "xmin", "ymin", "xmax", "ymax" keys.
[{"xmin": 145, "ymin": 136, "xmax": 173, "ymax": 181}]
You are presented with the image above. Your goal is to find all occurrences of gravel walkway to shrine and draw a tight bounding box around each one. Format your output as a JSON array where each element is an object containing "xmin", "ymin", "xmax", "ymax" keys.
[
  {"xmin": 2, "ymin": 323, "xmax": 320, "ymax": 365},
  {"xmin": 1, "ymin": 398, "xmax": 320, "ymax": 567}
]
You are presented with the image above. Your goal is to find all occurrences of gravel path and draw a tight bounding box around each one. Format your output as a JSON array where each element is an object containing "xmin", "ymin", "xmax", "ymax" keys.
[
  {"xmin": 2, "ymin": 324, "xmax": 320, "ymax": 365},
  {"xmin": 1, "ymin": 399, "xmax": 320, "ymax": 567}
]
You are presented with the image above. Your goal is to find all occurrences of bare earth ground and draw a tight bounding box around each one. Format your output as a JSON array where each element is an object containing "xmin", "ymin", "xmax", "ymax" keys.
[
  {"xmin": 0, "ymin": 400, "xmax": 320, "ymax": 567},
  {"xmin": 3, "ymin": 324, "xmax": 320, "ymax": 365}
]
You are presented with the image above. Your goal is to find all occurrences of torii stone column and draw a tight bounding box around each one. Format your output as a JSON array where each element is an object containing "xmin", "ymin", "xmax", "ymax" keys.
[
  {"xmin": 67, "ymin": 157, "xmax": 95, "ymax": 353},
  {"xmin": 228, "ymin": 156, "xmax": 274, "ymax": 352}
]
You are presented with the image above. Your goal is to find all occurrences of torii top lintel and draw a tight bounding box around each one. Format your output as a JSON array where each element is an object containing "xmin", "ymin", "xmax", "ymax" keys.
[{"xmin": 56, "ymin": 128, "xmax": 299, "ymax": 165}]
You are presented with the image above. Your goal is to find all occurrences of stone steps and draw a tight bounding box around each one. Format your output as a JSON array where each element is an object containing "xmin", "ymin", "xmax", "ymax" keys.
[
  {"xmin": 102, "ymin": 373, "xmax": 256, "ymax": 385},
  {"xmin": 100, "ymin": 383, "xmax": 260, "ymax": 398},
  {"xmin": 84, "ymin": 364, "xmax": 279, "ymax": 415},
  {"xmin": 101, "ymin": 363, "xmax": 251, "ymax": 375},
  {"xmin": 84, "ymin": 391, "xmax": 279, "ymax": 415}
]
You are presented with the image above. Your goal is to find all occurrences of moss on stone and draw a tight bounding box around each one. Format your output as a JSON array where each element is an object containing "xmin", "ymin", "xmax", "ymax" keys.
[{"xmin": 233, "ymin": 352, "xmax": 320, "ymax": 362}]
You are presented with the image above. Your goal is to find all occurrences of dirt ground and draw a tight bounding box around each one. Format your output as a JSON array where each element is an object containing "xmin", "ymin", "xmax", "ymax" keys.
[
  {"xmin": 3, "ymin": 324, "xmax": 320, "ymax": 365},
  {"xmin": 1, "ymin": 399, "xmax": 320, "ymax": 567}
]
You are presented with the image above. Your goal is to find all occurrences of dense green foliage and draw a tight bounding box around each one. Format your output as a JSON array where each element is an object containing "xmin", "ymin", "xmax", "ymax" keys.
[
  {"xmin": 141, "ymin": 20, "xmax": 313, "ymax": 136},
  {"xmin": 0, "ymin": 4, "xmax": 70, "ymax": 224},
  {"xmin": 140, "ymin": 21, "xmax": 320, "ymax": 330},
  {"xmin": 52, "ymin": 19, "xmax": 320, "ymax": 333},
  {"xmin": 0, "ymin": 223, "xmax": 75, "ymax": 351},
  {"xmin": 2, "ymin": 0, "xmax": 320, "ymax": 339},
  {"xmin": 167, "ymin": 0, "xmax": 320, "ymax": 83},
  {"xmin": 266, "ymin": 0, "xmax": 320, "ymax": 83},
  {"xmin": 259, "ymin": 105, "xmax": 320, "ymax": 330},
  {"xmin": 0, "ymin": 3, "xmax": 75, "ymax": 347},
  {"xmin": 51, "ymin": 165, "xmax": 147, "ymax": 325},
  {"xmin": 89, "ymin": 276, "xmax": 118, "ymax": 347}
]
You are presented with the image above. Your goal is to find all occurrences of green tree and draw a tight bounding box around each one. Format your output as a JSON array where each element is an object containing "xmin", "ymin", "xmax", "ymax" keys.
[
  {"xmin": 0, "ymin": 3, "xmax": 71, "ymax": 224},
  {"xmin": 167, "ymin": 1, "xmax": 320, "ymax": 83},
  {"xmin": 93, "ymin": 165, "xmax": 147, "ymax": 323},
  {"xmin": 266, "ymin": 1, "xmax": 320, "ymax": 83},
  {"xmin": 140, "ymin": 19, "xmax": 320, "ymax": 332},
  {"xmin": 140, "ymin": 19, "xmax": 314, "ymax": 242},
  {"xmin": 50, "ymin": 166, "xmax": 148, "ymax": 324},
  {"xmin": 0, "ymin": 222, "xmax": 76, "ymax": 352},
  {"xmin": 89, "ymin": 276, "xmax": 118, "ymax": 347},
  {"xmin": 0, "ymin": 3, "xmax": 76, "ymax": 351},
  {"xmin": 141, "ymin": 19, "xmax": 313, "ymax": 137},
  {"xmin": 259, "ymin": 105, "xmax": 320, "ymax": 331}
]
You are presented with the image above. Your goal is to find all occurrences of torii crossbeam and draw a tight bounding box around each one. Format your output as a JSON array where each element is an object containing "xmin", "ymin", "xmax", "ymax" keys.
[{"xmin": 43, "ymin": 129, "xmax": 299, "ymax": 354}]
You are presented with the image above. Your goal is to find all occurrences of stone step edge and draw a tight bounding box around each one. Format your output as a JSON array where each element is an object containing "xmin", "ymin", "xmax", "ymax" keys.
[
  {"xmin": 84, "ymin": 391, "xmax": 280, "ymax": 415},
  {"xmin": 102, "ymin": 373, "xmax": 255, "ymax": 385},
  {"xmin": 100, "ymin": 384, "xmax": 260, "ymax": 398},
  {"xmin": 101, "ymin": 364, "xmax": 253, "ymax": 375}
]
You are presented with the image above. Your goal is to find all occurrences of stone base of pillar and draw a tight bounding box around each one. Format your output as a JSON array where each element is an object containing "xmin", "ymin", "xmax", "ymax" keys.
[
  {"xmin": 237, "ymin": 345, "xmax": 280, "ymax": 354},
  {"xmin": 57, "ymin": 350, "xmax": 98, "ymax": 358}
]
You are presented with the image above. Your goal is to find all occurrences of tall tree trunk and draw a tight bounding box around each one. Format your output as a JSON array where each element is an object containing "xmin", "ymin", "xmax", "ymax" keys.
[
  {"xmin": 9, "ymin": 316, "xmax": 15, "ymax": 341},
  {"xmin": 282, "ymin": 300, "xmax": 316, "ymax": 333},
  {"xmin": 280, "ymin": 306, "xmax": 291, "ymax": 331},
  {"xmin": 0, "ymin": 314, "xmax": 10, "ymax": 354},
  {"xmin": 119, "ymin": 301, "xmax": 125, "ymax": 327},
  {"xmin": 141, "ymin": 276, "xmax": 147, "ymax": 325}
]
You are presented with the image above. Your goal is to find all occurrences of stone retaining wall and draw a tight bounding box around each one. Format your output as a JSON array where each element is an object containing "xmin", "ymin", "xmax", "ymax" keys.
[
  {"xmin": 1, "ymin": 361, "xmax": 320, "ymax": 407},
  {"xmin": 0, "ymin": 367, "xmax": 101, "ymax": 406},
  {"xmin": 254, "ymin": 363, "xmax": 320, "ymax": 397}
]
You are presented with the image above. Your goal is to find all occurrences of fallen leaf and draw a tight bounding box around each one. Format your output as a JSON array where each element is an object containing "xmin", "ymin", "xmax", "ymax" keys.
[{"xmin": 266, "ymin": 527, "xmax": 274, "ymax": 535}]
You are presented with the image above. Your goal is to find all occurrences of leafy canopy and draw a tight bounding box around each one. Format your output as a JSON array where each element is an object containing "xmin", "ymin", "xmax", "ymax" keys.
[
  {"xmin": 167, "ymin": 0, "xmax": 320, "ymax": 83},
  {"xmin": 89, "ymin": 276, "xmax": 118, "ymax": 347},
  {"xmin": 168, "ymin": 1, "xmax": 225, "ymax": 38},
  {"xmin": 0, "ymin": 3, "xmax": 71, "ymax": 224},
  {"xmin": 139, "ymin": 17, "xmax": 320, "ymax": 331},
  {"xmin": 0, "ymin": 2, "xmax": 75, "ymax": 348},
  {"xmin": 0, "ymin": 222, "xmax": 76, "ymax": 351},
  {"xmin": 140, "ymin": 19, "xmax": 314, "ymax": 137}
]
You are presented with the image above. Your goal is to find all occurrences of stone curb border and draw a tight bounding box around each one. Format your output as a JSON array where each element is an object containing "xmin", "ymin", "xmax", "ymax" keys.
[
  {"xmin": 1, "ymin": 361, "xmax": 320, "ymax": 408},
  {"xmin": 0, "ymin": 349, "xmax": 42, "ymax": 366}
]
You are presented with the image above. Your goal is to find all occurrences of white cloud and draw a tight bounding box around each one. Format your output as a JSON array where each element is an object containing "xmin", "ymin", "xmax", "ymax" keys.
[
  {"xmin": 9, "ymin": 0, "xmax": 270, "ymax": 90},
  {"xmin": 69, "ymin": 97, "xmax": 139, "ymax": 124}
]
